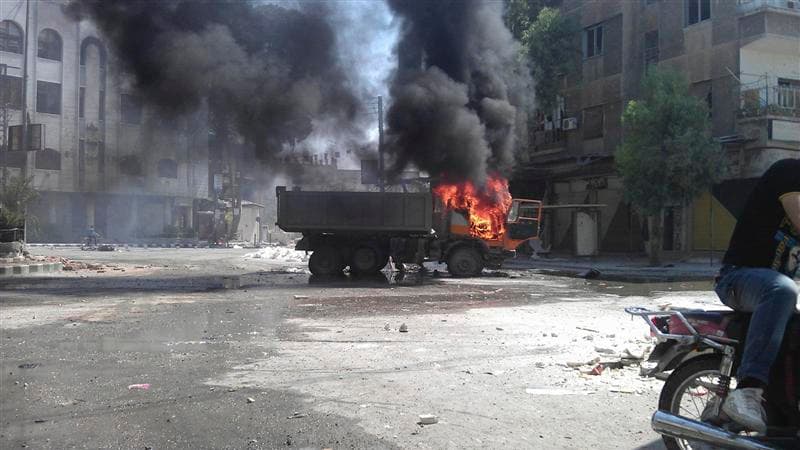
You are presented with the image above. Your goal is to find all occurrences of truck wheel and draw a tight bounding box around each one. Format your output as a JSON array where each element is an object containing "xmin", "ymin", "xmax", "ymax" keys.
[
  {"xmin": 447, "ymin": 247, "xmax": 484, "ymax": 277},
  {"xmin": 350, "ymin": 246, "xmax": 388, "ymax": 275},
  {"xmin": 309, "ymin": 246, "xmax": 343, "ymax": 276}
]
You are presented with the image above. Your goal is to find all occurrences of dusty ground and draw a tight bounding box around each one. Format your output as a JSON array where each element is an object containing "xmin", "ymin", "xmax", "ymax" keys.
[{"xmin": 0, "ymin": 247, "xmax": 725, "ymax": 449}]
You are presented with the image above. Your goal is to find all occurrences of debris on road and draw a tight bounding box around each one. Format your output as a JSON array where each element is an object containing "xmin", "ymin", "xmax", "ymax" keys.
[
  {"xmin": 576, "ymin": 326, "xmax": 599, "ymax": 333},
  {"xmin": 222, "ymin": 277, "xmax": 240, "ymax": 289},
  {"xmin": 127, "ymin": 383, "xmax": 151, "ymax": 390},
  {"xmin": 588, "ymin": 364, "xmax": 604, "ymax": 376},
  {"xmin": 582, "ymin": 268, "xmax": 601, "ymax": 279},
  {"xmin": 246, "ymin": 397, "xmax": 255, "ymax": 403},
  {"xmin": 399, "ymin": 323, "xmax": 408, "ymax": 333},
  {"xmin": 293, "ymin": 295, "xmax": 309, "ymax": 300},
  {"xmin": 287, "ymin": 412, "xmax": 307, "ymax": 419},
  {"xmin": 418, "ymin": 414, "xmax": 438, "ymax": 425}
]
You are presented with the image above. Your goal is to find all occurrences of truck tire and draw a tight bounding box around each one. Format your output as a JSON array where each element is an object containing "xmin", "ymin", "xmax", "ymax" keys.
[
  {"xmin": 309, "ymin": 246, "xmax": 343, "ymax": 276},
  {"xmin": 447, "ymin": 246, "xmax": 484, "ymax": 277},
  {"xmin": 350, "ymin": 246, "xmax": 388, "ymax": 275}
]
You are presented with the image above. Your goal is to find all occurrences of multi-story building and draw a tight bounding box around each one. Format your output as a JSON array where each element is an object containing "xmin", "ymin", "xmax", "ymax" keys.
[
  {"xmin": 1, "ymin": 1, "xmax": 209, "ymax": 242},
  {"xmin": 516, "ymin": 0, "xmax": 800, "ymax": 256}
]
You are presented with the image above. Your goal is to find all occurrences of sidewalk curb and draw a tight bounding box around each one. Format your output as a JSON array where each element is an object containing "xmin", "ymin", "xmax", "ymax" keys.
[{"xmin": 0, "ymin": 262, "xmax": 63, "ymax": 277}]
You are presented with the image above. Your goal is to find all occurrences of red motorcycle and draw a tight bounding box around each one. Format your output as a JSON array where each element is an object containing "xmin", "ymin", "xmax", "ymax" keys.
[{"xmin": 627, "ymin": 306, "xmax": 799, "ymax": 450}]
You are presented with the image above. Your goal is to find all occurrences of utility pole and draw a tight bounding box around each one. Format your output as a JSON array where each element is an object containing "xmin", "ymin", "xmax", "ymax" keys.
[
  {"xmin": 1, "ymin": 63, "xmax": 9, "ymax": 182},
  {"xmin": 377, "ymin": 95, "xmax": 385, "ymax": 193},
  {"xmin": 21, "ymin": 0, "xmax": 31, "ymax": 242}
]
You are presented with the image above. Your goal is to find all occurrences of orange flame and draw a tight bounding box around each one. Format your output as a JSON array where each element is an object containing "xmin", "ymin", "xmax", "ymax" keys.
[{"xmin": 433, "ymin": 174, "xmax": 513, "ymax": 241}]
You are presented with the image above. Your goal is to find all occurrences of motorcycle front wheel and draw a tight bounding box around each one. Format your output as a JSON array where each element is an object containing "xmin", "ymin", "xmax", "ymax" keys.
[{"xmin": 657, "ymin": 356, "xmax": 728, "ymax": 450}]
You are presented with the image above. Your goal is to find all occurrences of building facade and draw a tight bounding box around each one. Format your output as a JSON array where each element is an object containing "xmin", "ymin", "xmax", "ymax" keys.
[
  {"xmin": 515, "ymin": 0, "xmax": 800, "ymax": 256},
  {"xmin": 1, "ymin": 1, "xmax": 209, "ymax": 242}
]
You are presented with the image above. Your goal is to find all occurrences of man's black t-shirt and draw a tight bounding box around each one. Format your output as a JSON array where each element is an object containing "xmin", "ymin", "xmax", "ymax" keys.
[{"xmin": 723, "ymin": 158, "xmax": 800, "ymax": 278}]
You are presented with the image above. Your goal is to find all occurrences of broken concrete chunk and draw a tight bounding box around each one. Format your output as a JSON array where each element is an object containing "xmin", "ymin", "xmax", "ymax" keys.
[
  {"xmin": 622, "ymin": 347, "xmax": 647, "ymax": 360},
  {"xmin": 246, "ymin": 397, "xmax": 255, "ymax": 403},
  {"xmin": 418, "ymin": 414, "xmax": 438, "ymax": 425},
  {"xmin": 399, "ymin": 323, "xmax": 408, "ymax": 333}
]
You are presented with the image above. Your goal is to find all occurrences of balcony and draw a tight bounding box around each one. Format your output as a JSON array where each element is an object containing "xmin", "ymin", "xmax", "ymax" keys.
[
  {"xmin": 738, "ymin": 0, "xmax": 800, "ymax": 15},
  {"xmin": 739, "ymin": 80, "xmax": 800, "ymax": 119},
  {"xmin": 532, "ymin": 128, "xmax": 567, "ymax": 152}
]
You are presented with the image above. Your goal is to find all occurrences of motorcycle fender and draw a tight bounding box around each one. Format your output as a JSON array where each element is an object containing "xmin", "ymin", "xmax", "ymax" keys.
[{"xmin": 647, "ymin": 342, "xmax": 698, "ymax": 376}]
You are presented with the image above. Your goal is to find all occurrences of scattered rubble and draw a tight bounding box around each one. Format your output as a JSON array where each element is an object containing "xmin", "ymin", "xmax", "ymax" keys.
[
  {"xmin": 244, "ymin": 245, "xmax": 307, "ymax": 263},
  {"xmin": 417, "ymin": 414, "xmax": 438, "ymax": 425}
]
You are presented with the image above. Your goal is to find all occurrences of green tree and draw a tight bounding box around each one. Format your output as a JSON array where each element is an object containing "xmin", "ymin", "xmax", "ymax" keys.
[
  {"xmin": 0, "ymin": 175, "xmax": 39, "ymax": 240},
  {"xmin": 615, "ymin": 67, "xmax": 726, "ymax": 265},
  {"xmin": 509, "ymin": 5, "xmax": 580, "ymax": 113},
  {"xmin": 504, "ymin": 0, "xmax": 563, "ymax": 39}
]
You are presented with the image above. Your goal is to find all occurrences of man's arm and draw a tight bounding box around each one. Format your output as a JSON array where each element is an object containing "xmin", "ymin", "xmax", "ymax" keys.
[{"xmin": 781, "ymin": 192, "xmax": 800, "ymax": 233}]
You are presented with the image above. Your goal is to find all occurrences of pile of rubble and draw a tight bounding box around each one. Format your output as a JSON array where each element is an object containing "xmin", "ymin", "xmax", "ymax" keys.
[{"xmin": 59, "ymin": 258, "xmax": 125, "ymax": 273}]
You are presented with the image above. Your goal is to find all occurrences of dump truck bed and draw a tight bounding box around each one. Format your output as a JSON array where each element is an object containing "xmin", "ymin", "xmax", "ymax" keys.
[{"xmin": 276, "ymin": 188, "xmax": 433, "ymax": 234}]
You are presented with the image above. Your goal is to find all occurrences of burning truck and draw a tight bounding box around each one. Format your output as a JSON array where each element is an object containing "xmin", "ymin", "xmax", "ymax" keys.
[{"xmin": 275, "ymin": 176, "xmax": 542, "ymax": 277}]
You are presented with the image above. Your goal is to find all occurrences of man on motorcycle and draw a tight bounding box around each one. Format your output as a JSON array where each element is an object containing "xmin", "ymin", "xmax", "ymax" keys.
[{"xmin": 715, "ymin": 158, "xmax": 800, "ymax": 433}]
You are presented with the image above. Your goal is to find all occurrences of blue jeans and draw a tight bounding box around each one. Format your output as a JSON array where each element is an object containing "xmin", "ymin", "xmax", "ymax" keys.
[{"xmin": 715, "ymin": 265, "xmax": 799, "ymax": 384}]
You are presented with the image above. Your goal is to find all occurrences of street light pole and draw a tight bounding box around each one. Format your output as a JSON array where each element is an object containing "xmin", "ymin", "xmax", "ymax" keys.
[
  {"xmin": 377, "ymin": 95, "xmax": 385, "ymax": 193},
  {"xmin": 21, "ymin": 0, "xmax": 31, "ymax": 242}
]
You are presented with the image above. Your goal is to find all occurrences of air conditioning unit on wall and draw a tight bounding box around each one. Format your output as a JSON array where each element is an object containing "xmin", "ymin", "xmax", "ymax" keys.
[{"xmin": 562, "ymin": 117, "xmax": 578, "ymax": 130}]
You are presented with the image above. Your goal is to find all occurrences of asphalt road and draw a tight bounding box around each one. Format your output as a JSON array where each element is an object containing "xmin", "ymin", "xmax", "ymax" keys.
[{"xmin": 1, "ymin": 248, "xmax": 719, "ymax": 449}]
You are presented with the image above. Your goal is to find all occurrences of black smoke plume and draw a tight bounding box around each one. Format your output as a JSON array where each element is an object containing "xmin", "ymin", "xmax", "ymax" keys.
[
  {"xmin": 385, "ymin": 0, "xmax": 529, "ymax": 184},
  {"xmin": 66, "ymin": 0, "xmax": 360, "ymax": 160}
]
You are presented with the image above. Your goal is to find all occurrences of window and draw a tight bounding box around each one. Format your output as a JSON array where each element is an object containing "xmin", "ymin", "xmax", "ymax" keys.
[
  {"xmin": 686, "ymin": 0, "xmax": 711, "ymax": 26},
  {"xmin": 35, "ymin": 148, "xmax": 62, "ymax": 170},
  {"xmin": 0, "ymin": 150, "xmax": 25, "ymax": 167},
  {"xmin": 583, "ymin": 105, "xmax": 604, "ymax": 139},
  {"xmin": 119, "ymin": 155, "xmax": 143, "ymax": 176},
  {"xmin": 583, "ymin": 24, "xmax": 604, "ymax": 59},
  {"xmin": 80, "ymin": 38, "xmax": 106, "ymax": 67},
  {"xmin": 0, "ymin": 20, "xmax": 23, "ymax": 54},
  {"xmin": 644, "ymin": 30, "xmax": 659, "ymax": 66},
  {"xmin": 157, "ymin": 159, "xmax": 178, "ymax": 178},
  {"xmin": 36, "ymin": 81, "xmax": 61, "ymax": 114},
  {"xmin": 38, "ymin": 29, "xmax": 62, "ymax": 61},
  {"xmin": 0, "ymin": 75, "xmax": 23, "ymax": 109},
  {"xmin": 776, "ymin": 78, "xmax": 799, "ymax": 109},
  {"xmin": 121, "ymin": 94, "xmax": 143, "ymax": 124},
  {"xmin": 691, "ymin": 80, "xmax": 712, "ymax": 117}
]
